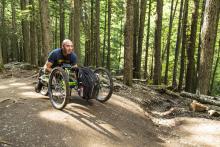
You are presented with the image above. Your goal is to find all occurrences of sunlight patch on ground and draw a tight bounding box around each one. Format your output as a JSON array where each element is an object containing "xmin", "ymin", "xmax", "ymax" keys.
[
  {"xmin": 0, "ymin": 85, "xmax": 9, "ymax": 90},
  {"xmin": 175, "ymin": 118, "xmax": 220, "ymax": 146},
  {"xmin": 10, "ymin": 82, "xmax": 27, "ymax": 86},
  {"xmin": 20, "ymin": 91, "xmax": 45, "ymax": 98},
  {"xmin": 18, "ymin": 86, "xmax": 33, "ymax": 90},
  {"xmin": 109, "ymin": 94, "xmax": 144, "ymax": 116}
]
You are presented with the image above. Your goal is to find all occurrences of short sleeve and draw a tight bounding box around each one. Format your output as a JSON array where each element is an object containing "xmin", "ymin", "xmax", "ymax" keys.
[
  {"xmin": 70, "ymin": 53, "xmax": 77, "ymax": 65},
  {"xmin": 48, "ymin": 51, "xmax": 56, "ymax": 63}
]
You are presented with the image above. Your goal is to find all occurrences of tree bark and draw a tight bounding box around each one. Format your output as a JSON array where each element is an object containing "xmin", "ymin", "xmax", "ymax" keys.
[
  {"xmin": 124, "ymin": 0, "xmax": 134, "ymax": 86},
  {"xmin": 144, "ymin": 0, "xmax": 152, "ymax": 79},
  {"xmin": 153, "ymin": 0, "xmax": 163, "ymax": 85},
  {"xmin": 102, "ymin": 1, "xmax": 107, "ymax": 67},
  {"xmin": 59, "ymin": 0, "xmax": 65, "ymax": 47},
  {"xmin": 30, "ymin": 0, "xmax": 38, "ymax": 65},
  {"xmin": 185, "ymin": 0, "xmax": 199, "ymax": 93},
  {"xmin": 164, "ymin": 0, "xmax": 175, "ymax": 85},
  {"xmin": 178, "ymin": 0, "xmax": 189, "ymax": 91},
  {"xmin": 0, "ymin": 1, "xmax": 3, "ymax": 67},
  {"xmin": 21, "ymin": 0, "xmax": 30, "ymax": 63},
  {"xmin": 133, "ymin": 0, "xmax": 139, "ymax": 78},
  {"xmin": 74, "ymin": 0, "xmax": 81, "ymax": 63},
  {"xmin": 11, "ymin": 0, "xmax": 18, "ymax": 61},
  {"xmin": 172, "ymin": 0, "xmax": 184, "ymax": 88},
  {"xmin": 1, "ymin": 0, "xmax": 7, "ymax": 63},
  {"xmin": 196, "ymin": 0, "xmax": 206, "ymax": 93},
  {"xmin": 39, "ymin": 0, "xmax": 52, "ymax": 63},
  {"xmin": 94, "ymin": 0, "xmax": 100, "ymax": 67},
  {"xmin": 199, "ymin": 0, "xmax": 220, "ymax": 95},
  {"xmin": 136, "ymin": 0, "xmax": 147, "ymax": 79},
  {"xmin": 107, "ymin": 0, "xmax": 112, "ymax": 70}
]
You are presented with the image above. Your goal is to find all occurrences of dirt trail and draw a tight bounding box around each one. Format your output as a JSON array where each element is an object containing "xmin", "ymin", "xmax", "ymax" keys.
[{"xmin": 0, "ymin": 76, "xmax": 220, "ymax": 147}]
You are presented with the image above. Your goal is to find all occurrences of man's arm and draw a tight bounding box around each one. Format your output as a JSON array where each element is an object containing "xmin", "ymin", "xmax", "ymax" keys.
[{"xmin": 43, "ymin": 61, "xmax": 53, "ymax": 73}]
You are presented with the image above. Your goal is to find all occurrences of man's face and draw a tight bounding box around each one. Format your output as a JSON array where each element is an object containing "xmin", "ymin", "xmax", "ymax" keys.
[{"xmin": 63, "ymin": 41, "xmax": 73, "ymax": 55}]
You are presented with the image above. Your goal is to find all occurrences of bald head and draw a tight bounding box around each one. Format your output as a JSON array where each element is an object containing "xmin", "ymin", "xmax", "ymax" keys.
[
  {"xmin": 62, "ymin": 39, "xmax": 73, "ymax": 48},
  {"xmin": 61, "ymin": 39, "xmax": 74, "ymax": 55}
]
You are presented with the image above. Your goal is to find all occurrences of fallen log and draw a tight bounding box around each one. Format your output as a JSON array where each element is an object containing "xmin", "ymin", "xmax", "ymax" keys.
[{"xmin": 180, "ymin": 91, "xmax": 220, "ymax": 107}]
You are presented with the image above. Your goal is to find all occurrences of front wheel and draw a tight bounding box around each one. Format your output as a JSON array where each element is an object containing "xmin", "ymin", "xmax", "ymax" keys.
[
  {"xmin": 48, "ymin": 67, "xmax": 70, "ymax": 110},
  {"xmin": 94, "ymin": 68, "xmax": 113, "ymax": 103}
]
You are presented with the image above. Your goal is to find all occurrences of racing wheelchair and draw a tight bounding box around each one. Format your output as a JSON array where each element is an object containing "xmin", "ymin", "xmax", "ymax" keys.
[{"xmin": 35, "ymin": 64, "xmax": 113, "ymax": 110}]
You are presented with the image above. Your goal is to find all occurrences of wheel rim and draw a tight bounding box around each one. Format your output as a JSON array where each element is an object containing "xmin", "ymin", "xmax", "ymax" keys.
[
  {"xmin": 50, "ymin": 70, "xmax": 67, "ymax": 107},
  {"xmin": 95, "ymin": 70, "xmax": 112, "ymax": 101}
]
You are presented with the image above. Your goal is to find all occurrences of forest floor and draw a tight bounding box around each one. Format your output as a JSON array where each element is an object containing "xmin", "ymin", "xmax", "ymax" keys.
[{"xmin": 0, "ymin": 63, "xmax": 220, "ymax": 147}]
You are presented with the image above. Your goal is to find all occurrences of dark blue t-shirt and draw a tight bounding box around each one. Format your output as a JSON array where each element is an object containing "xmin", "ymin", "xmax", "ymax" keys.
[{"xmin": 48, "ymin": 48, "xmax": 77, "ymax": 68}]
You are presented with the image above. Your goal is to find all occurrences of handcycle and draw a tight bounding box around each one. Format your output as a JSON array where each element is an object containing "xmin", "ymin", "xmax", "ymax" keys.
[{"xmin": 35, "ymin": 64, "xmax": 113, "ymax": 110}]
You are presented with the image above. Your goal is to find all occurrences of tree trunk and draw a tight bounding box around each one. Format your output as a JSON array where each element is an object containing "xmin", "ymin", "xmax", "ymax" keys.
[
  {"xmin": 185, "ymin": 0, "xmax": 199, "ymax": 93},
  {"xmin": 164, "ymin": 0, "xmax": 175, "ymax": 85},
  {"xmin": 210, "ymin": 39, "xmax": 220, "ymax": 94},
  {"xmin": 133, "ymin": 0, "xmax": 139, "ymax": 78},
  {"xmin": 11, "ymin": 0, "xmax": 18, "ymax": 61},
  {"xmin": 94, "ymin": 0, "xmax": 100, "ymax": 67},
  {"xmin": 107, "ymin": 0, "xmax": 112, "ymax": 70},
  {"xmin": 39, "ymin": 0, "xmax": 52, "ymax": 63},
  {"xmin": 136, "ymin": 0, "xmax": 147, "ymax": 79},
  {"xmin": 144, "ymin": 0, "xmax": 152, "ymax": 79},
  {"xmin": 59, "ymin": 0, "xmax": 65, "ymax": 47},
  {"xmin": 153, "ymin": 0, "xmax": 163, "ymax": 85},
  {"xmin": 1, "ymin": 0, "xmax": 7, "ymax": 63},
  {"xmin": 102, "ymin": 1, "xmax": 107, "ymax": 67},
  {"xmin": 124, "ymin": 0, "xmax": 134, "ymax": 86},
  {"xmin": 199, "ymin": 0, "xmax": 220, "ymax": 95},
  {"xmin": 20, "ymin": 0, "xmax": 30, "ymax": 63},
  {"xmin": 74, "ymin": 0, "xmax": 81, "ymax": 63},
  {"xmin": 0, "ymin": 1, "xmax": 3, "ymax": 67},
  {"xmin": 30, "ymin": 0, "xmax": 38, "ymax": 65},
  {"xmin": 172, "ymin": 0, "xmax": 184, "ymax": 88},
  {"xmin": 196, "ymin": 0, "xmax": 206, "ymax": 93},
  {"xmin": 178, "ymin": 0, "xmax": 189, "ymax": 91}
]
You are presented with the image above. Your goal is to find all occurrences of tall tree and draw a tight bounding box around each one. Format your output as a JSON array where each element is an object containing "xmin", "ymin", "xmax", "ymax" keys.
[
  {"xmin": 210, "ymin": 39, "xmax": 220, "ymax": 94},
  {"xmin": 164, "ymin": 0, "xmax": 175, "ymax": 85},
  {"xmin": 185, "ymin": 0, "xmax": 199, "ymax": 93},
  {"xmin": 1, "ymin": 0, "xmax": 7, "ymax": 63},
  {"xmin": 30, "ymin": 0, "xmax": 38, "ymax": 65},
  {"xmin": 39, "ymin": 0, "xmax": 52, "ymax": 63},
  {"xmin": 59, "ymin": 0, "xmax": 65, "ymax": 46},
  {"xmin": 94, "ymin": 0, "xmax": 100, "ymax": 67},
  {"xmin": 144, "ymin": 0, "xmax": 152, "ymax": 79},
  {"xmin": 136, "ymin": 0, "xmax": 147, "ymax": 79},
  {"xmin": 133, "ymin": 0, "xmax": 139, "ymax": 78},
  {"xmin": 102, "ymin": 0, "xmax": 108, "ymax": 67},
  {"xmin": 178, "ymin": 0, "xmax": 189, "ymax": 91},
  {"xmin": 74, "ymin": 0, "xmax": 81, "ymax": 63},
  {"xmin": 172, "ymin": 0, "xmax": 184, "ymax": 88},
  {"xmin": 199, "ymin": 0, "xmax": 220, "ymax": 95},
  {"xmin": 153, "ymin": 0, "xmax": 163, "ymax": 85},
  {"xmin": 124, "ymin": 0, "xmax": 134, "ymax": 86},
  {"xmin": 20, "ymin": 0, "xmax": 30, "ymax": 63},
  {"xmin": 196, "ymin": 0, "xmax": 206, "ymax": 93},
  {"xmin": 0, "ymin": 1, "xmax": 3, "ymax": 67},
  {"xmin": 107, "ymin": 0, "xmax": 112, "ymax": 70},
  {"xmin": 11, "ymin": 0, "xmax": 18, "ymax": 61}
]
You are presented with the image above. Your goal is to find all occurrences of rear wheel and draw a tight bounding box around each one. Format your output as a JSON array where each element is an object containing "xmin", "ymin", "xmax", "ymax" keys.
[
  {"xmin": 94, "ymin": 68, "xmax": 113, "ymax": 103},
  {"xmin": 48, "ymin": 67, "xmax": 70, "ymax": 110}
]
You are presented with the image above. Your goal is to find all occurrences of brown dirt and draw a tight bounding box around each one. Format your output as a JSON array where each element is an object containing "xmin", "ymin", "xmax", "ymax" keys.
[{"xmin": 0, "ymin": 69, "xmax": 220, "ymax": 147}]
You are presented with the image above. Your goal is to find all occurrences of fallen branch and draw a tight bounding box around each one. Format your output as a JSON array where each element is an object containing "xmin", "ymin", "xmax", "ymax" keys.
[{"xmin": 180, "ymin": 91, "xmax": 220, "ymax": 107}]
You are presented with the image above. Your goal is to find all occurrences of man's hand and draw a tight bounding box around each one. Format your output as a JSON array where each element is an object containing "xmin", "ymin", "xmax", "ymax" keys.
[{"xmin": 43, "ymin": 61, "xmax": 53, "ymax": 73}]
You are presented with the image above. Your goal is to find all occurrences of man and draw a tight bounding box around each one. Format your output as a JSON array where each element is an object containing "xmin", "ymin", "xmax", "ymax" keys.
[
  {"xmin": 44, "ymin": 39, "xmax": 77, "ymax": 73},
  {"xmin": 35, "ymin": 39, "xmax": 77, "ymax": 93}
]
